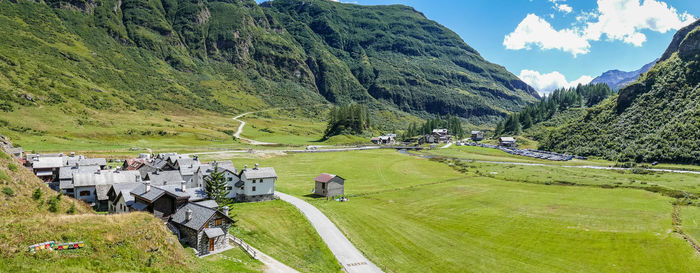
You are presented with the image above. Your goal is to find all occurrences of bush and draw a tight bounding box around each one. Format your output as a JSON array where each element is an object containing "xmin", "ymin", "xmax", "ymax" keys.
[
  {"xmin": 2, "ymin": 187, "xmax": 14, "ymax": 196},
  {"xmin": 48, "ymin": 197, "xmax": 59, "ymax": 213},
  {"xmin": 7, "ymin": 163, "xmax": 17, "ymax": 172},
  {"xmin": 32, "ymin": 188, "xmax": 43, "ymax": 200},
  {"xmin": 67, "ymin": 203, "xmax": 76, "ymax": 214}
]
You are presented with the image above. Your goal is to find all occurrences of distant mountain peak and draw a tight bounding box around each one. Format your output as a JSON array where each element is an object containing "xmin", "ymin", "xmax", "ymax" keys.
[{"xmin": 590, "ymin": 59, "xmax": 657, "ymax": 90}]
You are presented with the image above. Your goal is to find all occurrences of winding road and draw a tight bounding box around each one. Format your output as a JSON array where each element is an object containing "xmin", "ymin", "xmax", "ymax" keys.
[
  {"xmin": 232, "ymin": 111, "xmax": 277, "ymax": 145},
  {"xmin": 276, "ymin": 192, "xmax": 384, "ymax": 273}
]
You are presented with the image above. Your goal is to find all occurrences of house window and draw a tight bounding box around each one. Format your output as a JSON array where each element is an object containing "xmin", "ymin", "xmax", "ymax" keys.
[
  {"xmin": 228, "ymin": 177, "xmax": 232, "ymax": 181},
  {"xmin": 252, "ymin": 179, "xmax": 255, "ymax": 183},
  {"xmin": 215, "ymin": 218, "xmax": 222, "ymax": 226},
  {"xmin": 205, "ymin": 222, "xmax": 209, "ymax": 228},
  {"xmin": 226, "ymin": 186, "xmax": 232, "ymax": 191},
  {"xmin": 79, "ymin": 191, "xmax": 90, "ymax": 196},
  {"xmin": 252, "ymin": 186, "xmax": 256, "ymax": 191},
  {"xmin": 322, "ymin": 183, "xmax": 326, "ymax": 190}
]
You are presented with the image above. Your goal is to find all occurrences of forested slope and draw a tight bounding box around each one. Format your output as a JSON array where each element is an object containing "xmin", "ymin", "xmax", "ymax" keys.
[
  {"xmin": 0, "ymin": 0, "xmax": 538, "ymax": 131},
  {"xmin": 540, "ymin": 20, "xmax": 700, "ymax": 164}
]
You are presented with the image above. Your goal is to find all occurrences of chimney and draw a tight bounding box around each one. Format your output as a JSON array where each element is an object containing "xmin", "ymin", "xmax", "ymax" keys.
[
  {"xmin": 185, "ymin": 208, "xmax": 192, "ymax": 222},
  {"xmin": 244, "ymin": 165, "xmax": 248, "ymax": 170},
  {"xmin": 70, "ymin": 152, "xmax": 75, "ymax": 157},
  {"xmin": 254, "ymin": 163, "xmax": 259, "ymax": 170},
  {"xmin": 145, "ymin": 181, "xmax": 151, "ymax": 193},
  {"xmin": 222, "ymin": 206, "xmax": 229, "ymax": 216},
  {"xmin": 135, "ymin": 174, "xmax": 141, "ymax": 182},
  {"xmin": 180, "ymin": 181, "xmax": 186, "ymax": 192}
]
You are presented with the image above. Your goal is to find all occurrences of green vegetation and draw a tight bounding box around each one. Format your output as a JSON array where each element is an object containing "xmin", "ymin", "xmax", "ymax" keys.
[
  {"xmin": 494, "ymin": 83, "xmax": 612, "ymax": 136},
  {"xmin": 403, "ymin": 115, "xmax": 465, "ymax": 140},
  {"xmin": 232, "ymin": 200, "xmax": 341, "ymax": 272},
  {"xmin": 324, "ymin": 104, "xmax": 371, "ymax": 139},
  {"xmin": 205, "ymin": 166, "xmax": 230, "ymax": 206},
  {"xmin": 209, "ymin": 149, "xmax": 700, "ymax": 273},
  {"xmin": 2, "ymin": 187, "xmax": 14, "ymax": 196},
  {"xmin": 197, "ymin": 247, "xmax": 264, "ymax": 273},
  {"xmin": 0, "ymin": 0, "xmax": 538, "ymax": 153},
  {"xmin": 539, "ymin": 21, "xmax": 700, "ymax": 164}
]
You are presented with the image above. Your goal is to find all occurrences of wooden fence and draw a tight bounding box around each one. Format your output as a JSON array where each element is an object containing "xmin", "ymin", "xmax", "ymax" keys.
[{"xmin": 228, "ymin": 234, "xmax": 256, "ymax": 259}]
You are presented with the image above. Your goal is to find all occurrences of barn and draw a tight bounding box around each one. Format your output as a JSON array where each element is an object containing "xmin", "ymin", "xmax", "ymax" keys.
[{"xmin": 314, "ymin": 173, "xmax": 345, "ymax": 197}]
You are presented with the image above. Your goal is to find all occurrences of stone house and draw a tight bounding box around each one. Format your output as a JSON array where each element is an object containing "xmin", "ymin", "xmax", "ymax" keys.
[
  {"xmin": 314, "ymin": 173, "xmax": 345, "ymax": 197},
  {"xmin": 71, "ymin": 170, "xmax": 141, "ymax": 210},
  {"xmin": 499, "ymin": 137, "xmax": 517, "ymax": 147},
  {"xmin": 169, "ymin": 203, "xmax": 234, "ymax": 256}
]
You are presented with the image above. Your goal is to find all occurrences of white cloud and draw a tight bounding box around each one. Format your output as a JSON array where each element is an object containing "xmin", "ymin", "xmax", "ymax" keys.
[
  {"xmin": 503, "ymin": 14, "xmax": 591, "ymax": 56},
  {"xmin": 506, "ymin": 0, "xmax": 697, "ymax": 56},
  {"xmin": 518, "ymin": 69, "xmax": 592, "ymax": 95},
  {"xmin": 557, "ymin": 4, "xmax": 573, "ymax": 13}
]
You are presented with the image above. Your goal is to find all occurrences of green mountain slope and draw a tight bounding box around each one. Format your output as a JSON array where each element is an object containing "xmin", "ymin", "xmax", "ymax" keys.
[
  {"xmin": 539, "ymin": 20, "xmax": 700, "ymax": 164},
  {"xmin": 0, "ymin": 0, "xmax": 536, "ymax": 134}
]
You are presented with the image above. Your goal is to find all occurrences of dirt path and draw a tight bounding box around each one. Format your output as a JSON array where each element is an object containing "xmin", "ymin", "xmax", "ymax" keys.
[
  {"xmin": 276, "ymin": 192, "xmax": 383, "ymax": 273},
  {"xmin": 232, "ymin": 111, "xmax": 277, "ymax": 145}
]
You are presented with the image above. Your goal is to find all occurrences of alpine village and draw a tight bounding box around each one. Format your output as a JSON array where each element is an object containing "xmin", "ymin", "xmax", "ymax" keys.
[{"xmin": 0, "ymin": 0, "xmax": 699, "ymax": 272}]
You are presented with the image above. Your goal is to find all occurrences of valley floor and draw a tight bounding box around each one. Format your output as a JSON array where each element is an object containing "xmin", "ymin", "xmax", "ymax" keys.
[{"xmin": 200, "ymin": 148, "xmax": 700, "ymax": 273}]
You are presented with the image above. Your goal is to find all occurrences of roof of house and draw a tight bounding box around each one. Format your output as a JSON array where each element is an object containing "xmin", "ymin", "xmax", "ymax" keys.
[
  {"xmin": 72, "ymin": 170, "xmax": 140, "ymax": 187},
  {"xmin": 241, "ymin": 167, "xmax": 277, "ymax": 179},
  {"xmin": 204, "ymin": 228, "xmax": 225, "ymax": 238},
  {"xmin": 170, "ymin": 203, "xmax": 232, "ymax": 231},
  {"xmin": 154, "ymin": 184, "xmax": 190, "ymax": 199},
  {"xmin": 177, "ymin": 159, "xmax": 201, "ymax": 177},
  {"xmin": 145, "ymin": 170, "xmax": 184, "ymax": 186},
  {"xmin": 59, "ymin": 165, "xmax": 101, "ymax": 181},
  {"xmin": 194, "ymin": 200, "xmax": 219, "ymax": 209},
  {"xmin": 32, "ymin": 157, "xmax": 64, "ymax": 169},
  {"xmin": 150, "ymin": 158, "xmax": 169, "ymax": 170},
  {"xmin": 65, "ymin": 157, "xmax": 107, "ymax": 167},
  {"xmin": 8, "ymin": 147, "xmax": 23, "ymax": 154},
  {"xmin": 499, "ymin": 137, "xmax": 516, "ymax": 142},
  {"xmin": 314, "ymin": 173, "xmax": 343, "ymax": 183},
  {"xmin": 108, "ymin": 182, "xmax": 142, "ymax": 201},
  {"xmin": 471, "ymin": 131, "xmax": 482, "ymax": 134},
  {"xmin": 131, "ymin": 201, "xmax": 147, "ymax": 211},
  {"xmin": 124, "ymin": 158, "xmax": 149, "ymax": 170},
  {"xmin": 130, "ymin": 184, "xmax": 166, "ymax": 202}
]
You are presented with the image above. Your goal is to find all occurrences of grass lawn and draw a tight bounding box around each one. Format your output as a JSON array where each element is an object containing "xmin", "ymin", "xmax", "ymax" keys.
[
  {"xmin": 217, "ymin": 149, "xmax": 700, "ymax": 272},
  {"xmin": 231, "ymin": 200, "xmax": 341, "ymax": 273},
  {"xmin": 196, "ymin": 247, "xmax": 264, "ymax": 272},
  {"xmin": 681, "ymin": 206, "xmax": 700, "ymax": 246}
]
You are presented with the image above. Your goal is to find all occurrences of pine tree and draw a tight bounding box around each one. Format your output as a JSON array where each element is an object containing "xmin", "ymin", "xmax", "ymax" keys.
[{"xmin": 205, "ymin": 166, "xmax": 229, "ymax": 205}]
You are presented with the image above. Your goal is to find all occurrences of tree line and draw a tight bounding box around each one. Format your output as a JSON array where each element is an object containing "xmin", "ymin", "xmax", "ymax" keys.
[
  {"xmin": 402, "ymin": 115, "xmax": 464, "ymax": 140},
  {"xmin": 495, "ymin": 83, "xmax": 613, "ymax": 136},
  {"xmin": 324, "ymin": 104, "xmax": 371, "ymax": 138}
]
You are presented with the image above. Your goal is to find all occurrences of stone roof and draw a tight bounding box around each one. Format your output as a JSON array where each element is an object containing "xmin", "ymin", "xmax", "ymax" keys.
[
  {"xmin": 131, "ymin": 201, "xmax": 147, "ymax": 211},
  {"xmin": 32, "ymin": 157, "xmax": 64, "ymax": 169},
  {"xmin": 194, "ymin": 200, "xmax": 219, "ymax": 209},
  {"xmin": 108, "ymin": 182, "xmax": 142, "ymax": 201},
  {"xmin": 130, "ymin": 184, "xmax": 166, "ymax": 202},
  {"xmin": 499, "ymin": 137, "xmax": 516, "ymax": 142},
  {"xmin": 59, "ymin": 165, "xmax": 101, "ymax": 181},
  {"xmin": 204, "ymin": 228, "xmax": 225, "ymax": 238},
  {"xmin": 150, "ymin": 158, "xmax": 169, "ymax": 170},
  {"xmin": 145, "ymin": 170, "xmax": 184, "ymax": 186},
  {"xmin": 170, "ymin": 203, "xmax": 223, "ymax": 231},
  {"xmin": 241, "ymin": 167, "xmax": 277, "ymax": 179},
  {"xmin": 65, "ymin": 157, "xmax": 107, "ymax": 167},
  {"xmin": 72, "ymin": 170, "xmax": 140, "ymax": 187}
]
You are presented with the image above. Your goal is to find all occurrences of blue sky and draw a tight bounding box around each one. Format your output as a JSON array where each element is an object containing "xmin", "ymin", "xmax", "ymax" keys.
[{"xmin": 258, "ymin": 0, "xmax": 698, "ymax": 94}]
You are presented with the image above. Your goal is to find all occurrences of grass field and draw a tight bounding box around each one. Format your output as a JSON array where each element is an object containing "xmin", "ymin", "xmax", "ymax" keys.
[
  {"xmin": 230, "ymin": 200, "xmax": 341, "ymax": 273},
  {"xmin": 197, "ymin": 247, "xmax": 263, "ymax": 272},
  {"xmin": 211, "ymin": 149, "xmax": 700, "ymax": 273},
  {"xmin": 682, "ymin": 206, "xmax": 700, "ymax": 247}
]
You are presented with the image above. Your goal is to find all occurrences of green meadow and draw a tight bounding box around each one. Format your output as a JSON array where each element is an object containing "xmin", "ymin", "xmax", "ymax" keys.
[
  {"xmin": 230, "ymin": 200, "xmax": 341, "ymax": 272},
  {"xmin": 206, "ymin": 149, "xmax": 700, "ymax": 273}
]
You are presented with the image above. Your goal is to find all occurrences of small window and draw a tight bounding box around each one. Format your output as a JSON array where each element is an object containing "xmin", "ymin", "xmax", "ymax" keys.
[
  {"xmin": 226, "ymin": 186, "xmax": 232, "ymax": 190},
  {"xmin": 205, "ymin": 222, "xmax": 209, "ymax": 228},
  {"xmin": 252, "ymin": 186, "xmax": 256, "ymax": 191},
  {"xmin": 322, "ymin": 183, "xmax": 326, "ymax": 190},
  {"xmin": 252, "ymin": 179, "xmax": 255, "ymax": 184},
  {"xmin": 215, "ymin": 218, "xmax": 222, "ymax": 226},
  {"xmin": 79, "ymin": 191, "xmax": 90, "ymax": 196},
  {"xmin": 228, "ymin": 177, "xmax": 232, "ymax": 181}
]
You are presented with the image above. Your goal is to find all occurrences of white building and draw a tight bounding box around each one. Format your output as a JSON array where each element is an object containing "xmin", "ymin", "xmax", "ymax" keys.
[{"xmin": 234, "ymin": 164, "xmax": 277, "ymax": 202}]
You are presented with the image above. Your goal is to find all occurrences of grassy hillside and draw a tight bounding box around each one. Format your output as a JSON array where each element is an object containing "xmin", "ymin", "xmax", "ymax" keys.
[
  {"xmin": 0, "ymin": 0, "xmax": 536, "ymax": 152},
  {"xmin": 205, "ymin": 149, "xmax": 700, "ymax": 273},
  {"xmin": 0, "ymin": 148, "xmax": 260, "ymax": 272},
  {"xmin": 232, "ymin": 200, "xmax": 341, "ymax": 272},
  {"xmin": 539, "ymin": 20, "xmax": 700, "ymax": 164}
]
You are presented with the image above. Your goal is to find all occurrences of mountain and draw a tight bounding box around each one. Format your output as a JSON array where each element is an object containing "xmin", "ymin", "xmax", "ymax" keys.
[
  {"xmin": 590, "ymin": 60, "xmax": 657, "ymax": 90},
  {"xmin": 539, "ymin": 19, "xmax": 700, "ymax": 164},
  {"xmin": 0, "ymin": 0, "xmax": 538, "ymax": 131}
]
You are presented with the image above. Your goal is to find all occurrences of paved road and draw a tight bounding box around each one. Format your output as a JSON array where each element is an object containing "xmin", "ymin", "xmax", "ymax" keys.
[
  {"xmin": 232, "ymin": 111, "xmax": 277, "ymax": 145},
  {"xmin": 276, "ymin": 192, "xmax": 384, "ymax": 273},
  {"xmin": 440, "ymin": 141, "xmax": 453, "ymax": 149}
]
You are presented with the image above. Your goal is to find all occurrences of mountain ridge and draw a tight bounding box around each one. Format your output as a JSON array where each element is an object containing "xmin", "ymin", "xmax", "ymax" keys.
[
  {"xmin": 590, "ymin": 60, "xmax": 657, "ymax": 90},
  {"xmin": 0, "ymin": 0, "xmax": 538, "ymax": 131}
]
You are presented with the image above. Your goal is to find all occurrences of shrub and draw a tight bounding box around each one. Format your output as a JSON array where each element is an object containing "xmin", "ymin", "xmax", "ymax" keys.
[
  {"xmin": 48, "ymin": 197, "xmax": 59, "ymax": 213},
  {"xmin": 67, "ymin": 203, "xmax": 76, "ymax": 214},
  {"xmin": 32, "ymin": 188, "xmax": 43, "ymax": 200},
  {"xmin": 2, "ymin": 187, "xmax": 14, "ymax": 196},
  {"xmin": 7, "ymin": 163, "xmax": 17, "ymax": 172}
]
